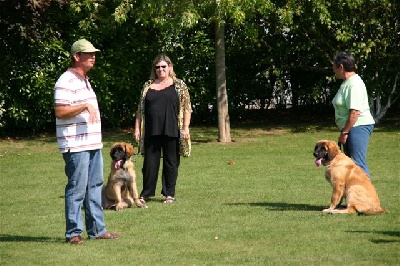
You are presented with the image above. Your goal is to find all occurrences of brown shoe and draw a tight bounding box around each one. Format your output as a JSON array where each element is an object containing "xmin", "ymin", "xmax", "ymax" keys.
[
  {"xmin": 96, "ymin": 231, "xmax": 120, "ymax": 240},
  {"xmin": 67, "ymin": 235, "xmax": 83, "ymax": 244}
]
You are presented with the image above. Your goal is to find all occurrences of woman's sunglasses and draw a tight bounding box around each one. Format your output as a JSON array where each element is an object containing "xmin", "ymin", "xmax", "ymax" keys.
[{"xmin": 155, "ymin": 65, "xmax": 168, "ymax": 69}]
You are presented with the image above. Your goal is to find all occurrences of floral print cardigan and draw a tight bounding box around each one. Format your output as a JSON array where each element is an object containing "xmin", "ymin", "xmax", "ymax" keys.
[{"xmin": 136, "ymin": 78, "xmax": 192, "ymax": 156}]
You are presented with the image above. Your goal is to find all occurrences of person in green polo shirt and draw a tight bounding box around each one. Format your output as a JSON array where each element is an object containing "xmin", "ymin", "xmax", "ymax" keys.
[{"xmin": 331, "ymin": 51, "xmax": 375, "ymax": 177}]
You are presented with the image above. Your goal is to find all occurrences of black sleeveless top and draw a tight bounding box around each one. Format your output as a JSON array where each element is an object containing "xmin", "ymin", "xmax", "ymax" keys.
[{"xmin": 144, "ymin": 85, "xmax": 179, "ymax": 138}]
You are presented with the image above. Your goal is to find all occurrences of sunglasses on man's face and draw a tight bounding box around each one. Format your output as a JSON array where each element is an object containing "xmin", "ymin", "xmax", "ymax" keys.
[{"xmin": 155, "ymin": 65, "xmax": 168, "ymax": 69}]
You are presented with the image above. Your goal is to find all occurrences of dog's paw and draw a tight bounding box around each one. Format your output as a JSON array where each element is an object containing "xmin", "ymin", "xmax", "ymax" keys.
[
  {"xmin": 115, "ymin": 203, "xmax": 125, "ymax": 211},
  {"xmin": 135, "ymin": 203, "xmax": 148, "ymax": 209},
  {"xmin": 322, "ymin": 208, "xmax": 334, "ymax": 214},
  {"xmin": 134, "ymin": 199, "xmax": 148, "ymax": 209}
]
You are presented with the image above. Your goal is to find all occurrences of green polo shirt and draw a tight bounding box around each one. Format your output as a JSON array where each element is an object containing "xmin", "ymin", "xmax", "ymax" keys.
[{"xmin": 332, "ymin": 74, "xmax": 375, "ymax": 130}]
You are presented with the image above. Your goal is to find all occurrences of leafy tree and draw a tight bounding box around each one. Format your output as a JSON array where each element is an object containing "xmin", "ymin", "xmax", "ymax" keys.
[
  {"xmin": 275, "ymin": 0, "xmax": 399, "ymax": 122},
  {"xmin": 0, "ymin": 0, "xmax": 69, "ymax": 133},
  {"xmin": 110, "ymin": 0, "xmax": 289, "ymax": 142},
  {"xmin": 1, "ymin": 0, "xmax": 398, "ymax": 137}
]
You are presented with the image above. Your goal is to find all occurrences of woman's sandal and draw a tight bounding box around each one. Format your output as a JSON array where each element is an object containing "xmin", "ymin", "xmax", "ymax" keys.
[{"xmin": 163, "ymin": 196, "xmax": 175, "ymax": 204}]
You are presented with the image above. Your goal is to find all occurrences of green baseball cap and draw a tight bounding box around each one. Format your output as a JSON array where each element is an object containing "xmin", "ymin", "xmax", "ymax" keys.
[{"xmin": 70, "ymin": 39, "xmax": 100, "ymax": 55}]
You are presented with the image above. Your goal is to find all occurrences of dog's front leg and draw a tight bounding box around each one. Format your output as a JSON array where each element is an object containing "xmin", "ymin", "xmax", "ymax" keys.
[
  {"xmin": 127, "ymin": 169, "xmax": 147, "ymax": 208},
  {"xmin": 113, "ymin": 184, "xmax": 125, "ymax": 211},
  {"xmin": 323, "ymin": 183, "xmax": 345, "ymax": 213},
  {"xmin": 128, "ymin": 181, "xmax": 147, "ymax": 208}
]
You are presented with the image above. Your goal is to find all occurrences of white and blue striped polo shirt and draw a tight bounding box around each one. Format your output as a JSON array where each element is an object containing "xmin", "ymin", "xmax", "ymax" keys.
[{"xmin": 54, "ymin": 68, "xmax": 103, "ymax": 153}]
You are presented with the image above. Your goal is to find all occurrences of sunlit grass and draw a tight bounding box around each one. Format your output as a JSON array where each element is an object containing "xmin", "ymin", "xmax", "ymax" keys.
[{"xmin": 0, "ymin": 126, "xmax": 399, "ymax": 265}]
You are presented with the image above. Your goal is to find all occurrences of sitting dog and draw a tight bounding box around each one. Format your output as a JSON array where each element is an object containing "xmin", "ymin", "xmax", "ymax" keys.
[
  {"xmin": 313, "ymin": 140, "xmax": 386, "ymax": 215},
  {"xmin": 102, "ymin": 142, "xmax": 147, "ymax": 211}
]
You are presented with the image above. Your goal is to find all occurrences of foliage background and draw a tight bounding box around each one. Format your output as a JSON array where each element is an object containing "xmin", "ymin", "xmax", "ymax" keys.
[{"xmin": 0, "ymin": 0, "xmax": 399, "ymax": 136}]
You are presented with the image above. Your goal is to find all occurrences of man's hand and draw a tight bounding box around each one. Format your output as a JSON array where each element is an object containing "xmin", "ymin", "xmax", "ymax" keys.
[
  {"xmin": 55, "ymin": 103, "xmax": 98, "ymax": 123},
  {"xmin": 86, "ymin": 104, "xmax": 98, "ymax": 123}
]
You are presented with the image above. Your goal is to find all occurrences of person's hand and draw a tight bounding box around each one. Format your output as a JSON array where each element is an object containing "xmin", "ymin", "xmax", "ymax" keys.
[
  {"xmin": 86, "ymin": 104, "xmax": 98, "ymax": 123},
  {"xmin": 181, "ymin": 127, "xmax": 190, "ymax": 139},
  {"xmin": 338, "ymin": 133, "xmax": 348, "ymax": 144},
  {"xmin": 134, "ymin": 130, "xmax": 140, "ymax": 142}
]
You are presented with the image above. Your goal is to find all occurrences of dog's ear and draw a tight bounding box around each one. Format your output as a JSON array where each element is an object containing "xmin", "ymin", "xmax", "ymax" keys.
[
  {"xmin": 327, "ymin": 141, "xmax": 340, "ymax": 161},
  {"xmin": 110, "ymin": 142, "xmax": 118, "ymax": 158},
  {"xmin": 124, "ymin": 143, "xmax": 134, "ymax": 157}
]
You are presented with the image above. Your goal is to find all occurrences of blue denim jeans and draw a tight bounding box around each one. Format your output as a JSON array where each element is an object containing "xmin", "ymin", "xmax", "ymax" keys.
[
  {"xmin": 63, "ymin": 149, "xmax": 107, "ymax": 240},
  {"xmin": 343, "ymin": 124, "xmax": 374, "ymax": 177}
]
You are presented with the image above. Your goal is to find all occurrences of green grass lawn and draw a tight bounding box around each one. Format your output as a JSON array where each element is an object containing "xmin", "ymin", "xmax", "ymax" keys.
[{"xmin": 0, "ymin": 125, "xmax": 399, "ymax": 265}]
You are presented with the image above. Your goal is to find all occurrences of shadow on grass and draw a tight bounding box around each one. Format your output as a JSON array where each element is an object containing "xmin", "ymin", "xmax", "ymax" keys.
[
  {"xmin": 229, "ymin": 202, "xmax": 326, "ymax": 211},
  {"xmin": 370, "ymin": 239, "xmax": 400, "ymax": 243},
  {"xmin": 0, "ymin": 234, "xmax": 63, "ymax": 243},
  {"xmin": 345, "ymin": 230, "xmax": 400, "ymax": 244}
]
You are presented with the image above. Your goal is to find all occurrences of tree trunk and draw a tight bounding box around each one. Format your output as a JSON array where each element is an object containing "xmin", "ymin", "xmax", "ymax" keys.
[
  {"xmin": 370, "ymin": 73, "xmax": 399, "ymax": 124},
  {"xmin": 215, "ymin": 19, "xmax": 231, "ymax": 142}
]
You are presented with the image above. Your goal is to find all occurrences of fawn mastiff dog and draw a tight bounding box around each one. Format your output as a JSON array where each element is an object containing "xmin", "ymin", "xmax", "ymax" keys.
[
  {"xmin": 313, "ymin": 140, "xmax": 386, "ymax": 215},
  {"xmin": 102, "ymin": 142, "xmax": 147, "ymax": 211}
]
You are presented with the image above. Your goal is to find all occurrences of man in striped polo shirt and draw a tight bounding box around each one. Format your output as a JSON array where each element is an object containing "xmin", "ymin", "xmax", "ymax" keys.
[{"xmin": 54, "ymin": 39, "xmax": 119, "ymax": 244}]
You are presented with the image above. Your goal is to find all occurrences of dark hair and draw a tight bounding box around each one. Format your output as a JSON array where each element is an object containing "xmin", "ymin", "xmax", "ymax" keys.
[{"xmin": 333, "ymin": 51, "xmax": 356, "ymax": 72}]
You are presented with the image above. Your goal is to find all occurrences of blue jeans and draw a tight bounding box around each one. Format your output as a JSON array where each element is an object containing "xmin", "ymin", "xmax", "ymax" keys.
[
  {"xmin": 63, "ymin": 149, "xmax": 107, "ymax": 240},
  {"xmin": 343, "ymin": 124, "xmax": 374, "ymax": 177}
]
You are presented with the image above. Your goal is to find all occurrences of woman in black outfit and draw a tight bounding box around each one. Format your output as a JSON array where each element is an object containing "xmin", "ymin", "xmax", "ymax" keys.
[{"xmin": 134, "ymin": 54, "xmax": 192, "ymax": 204}]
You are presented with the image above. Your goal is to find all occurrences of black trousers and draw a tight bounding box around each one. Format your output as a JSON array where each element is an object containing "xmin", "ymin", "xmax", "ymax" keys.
[{"xmin": 140, "ymin": 135, "xmax": 180, "ymax": 198}]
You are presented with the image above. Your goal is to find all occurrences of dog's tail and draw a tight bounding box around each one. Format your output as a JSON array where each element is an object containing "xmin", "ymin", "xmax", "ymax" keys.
[{"xmin": 359, "ymin": 208, "xmax": 388, "ymax": 215}]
